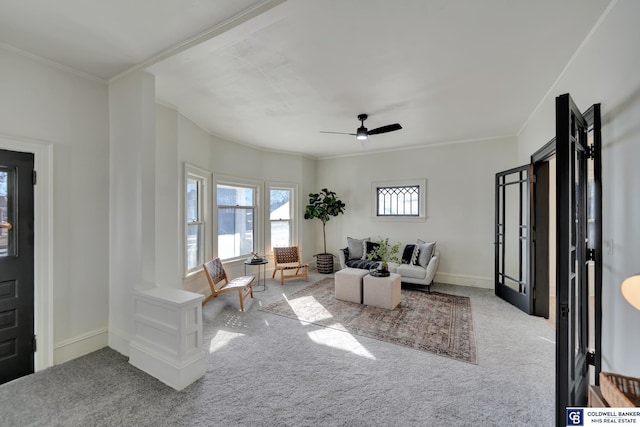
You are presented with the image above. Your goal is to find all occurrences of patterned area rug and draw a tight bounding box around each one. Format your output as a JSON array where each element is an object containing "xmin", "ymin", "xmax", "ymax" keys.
[{"xmin": 261, "ymin": 278, "xmax": 477, "ymax": 364}]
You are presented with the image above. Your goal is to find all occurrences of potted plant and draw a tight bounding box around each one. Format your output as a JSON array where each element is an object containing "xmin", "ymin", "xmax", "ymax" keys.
[
  {"xmin": 366, "ymin": 237, "xmax": 401, "ymax": 276},
  {"xmin": 304, "ymin": 188, "xmax": 346, "ymax": 274}
]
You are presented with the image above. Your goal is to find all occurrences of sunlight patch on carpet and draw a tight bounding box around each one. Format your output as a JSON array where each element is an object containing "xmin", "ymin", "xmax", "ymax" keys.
[
  {"xmin": 286, "ymin": 295, "xmax": 334, "ymax": 323},
  {"xmin": 209, "ymin": 329, "xmax": 246, "ymax": 354},
  {"xmin": 307, "ymin": 326, "xmax": 376, "ymax": 359}
]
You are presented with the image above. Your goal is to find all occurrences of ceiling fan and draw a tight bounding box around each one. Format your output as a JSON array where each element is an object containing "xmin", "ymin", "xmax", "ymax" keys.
[{"xmin": 320, "ymin": 114, "xmax": 402, "ymax": 146}]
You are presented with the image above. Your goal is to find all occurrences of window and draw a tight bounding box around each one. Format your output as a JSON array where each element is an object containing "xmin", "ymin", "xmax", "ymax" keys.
[
  {"xmin": 371, "ymin": 179, "xmax": 426, "ymax": 221},
  {"xmin": 217, "ymin": 182, "xmax": 257, "ymax": 260},
  {"xmin": 377, "ymin": 185, "xmax": 419, "ymax": 216},
  {"xmin": 185, "ymin": 164, "xmax": 209, "ymax": 275},
  {"xmin": 269, "ymin": 187, "xmax": 292, "ymax": 248}
]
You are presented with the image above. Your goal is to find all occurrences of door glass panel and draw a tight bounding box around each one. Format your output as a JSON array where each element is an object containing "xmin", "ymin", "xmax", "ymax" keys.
[
  {"xmin": 0, "ymin": 168, "xmax": 14, "ymax": 258},
  {"xmin": 495, "ymin": 165, "xmax": 530, "ymax": 313},
  {"xmin": 504, "ymin": 182, "xmax": 521, "ymax": 291}
]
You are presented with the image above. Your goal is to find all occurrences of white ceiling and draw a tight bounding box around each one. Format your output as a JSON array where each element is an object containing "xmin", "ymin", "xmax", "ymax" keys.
[{"xmin": 0, "ymin": 0, "xmax": 612, "ymax": 158}]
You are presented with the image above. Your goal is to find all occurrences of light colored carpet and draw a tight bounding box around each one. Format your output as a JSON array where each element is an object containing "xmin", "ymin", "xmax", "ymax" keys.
[
  {"xmin": 0, "ymin": 272, "xmax": 556, "ymax": 426},
  {"xmin": 261, "ymin": 277, "xmax": 476, "ymax": 363}
]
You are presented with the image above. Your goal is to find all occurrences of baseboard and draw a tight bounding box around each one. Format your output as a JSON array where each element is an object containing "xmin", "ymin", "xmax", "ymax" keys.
[
  {"xmin": 182, "ymin": 271, "xmax": 209, "ymax": 295},
  {"xmin": 435, "ymin": 272, "xmax": 493, "ymax": 289},
  {"xmin": 108, "ymin": 327, "xmax": 131, "ymax": 357},
  {"xmin": 129, "ymin": 341, "xmax": 206, "ymax": 391},
  {"xmin": 53, "ymin": 328, "xmax": 109, "ymax": 364}
]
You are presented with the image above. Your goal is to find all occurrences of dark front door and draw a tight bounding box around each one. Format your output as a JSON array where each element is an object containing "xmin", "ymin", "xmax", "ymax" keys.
[
  {"xmin": 0, "ymin": 148, "xmax": 35, "ymax": 384},
  {"xmin": 495, "ymin": 165, "xmax": 532, "ymax": 313},
  {"xmin": 555, "ymin": 94, "xmax": 602, "ymax": 424}
]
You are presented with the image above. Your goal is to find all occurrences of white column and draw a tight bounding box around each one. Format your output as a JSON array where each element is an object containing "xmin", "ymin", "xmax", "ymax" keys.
[{"xmin": 129, "ymin": 287, "xmax": 206, "ymax": 390}]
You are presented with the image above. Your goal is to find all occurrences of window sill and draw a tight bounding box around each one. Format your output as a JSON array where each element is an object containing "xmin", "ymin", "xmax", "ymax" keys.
[{"xmin": 371, "ymin": 216, "xmax": 427, "ymax": 222}]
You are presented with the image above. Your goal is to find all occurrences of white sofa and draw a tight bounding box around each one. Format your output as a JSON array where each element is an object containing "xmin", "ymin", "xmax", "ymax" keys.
[{"xmin": 337, "ymin": 238, "xmax": 440, "ymax": 292}]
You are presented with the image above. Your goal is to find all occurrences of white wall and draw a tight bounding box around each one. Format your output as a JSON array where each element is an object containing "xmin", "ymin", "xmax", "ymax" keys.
[
  {"xmin": 155, "ymin": 104, "xmax": 182, "ymax": 289},
  {"xmin": 0, "ymin": 46, "xmax": 110, "ymax": 365},
  {"xmin": 317, "ymin": 137, "xmax": 518, "ymax": 288},
  {"xmin": 108, "ymin": 70, "xmax": 157, "ymax": 355},
  {"xmin": 518, "ymin": 0, "xmax": 640, "ymax": 377}
]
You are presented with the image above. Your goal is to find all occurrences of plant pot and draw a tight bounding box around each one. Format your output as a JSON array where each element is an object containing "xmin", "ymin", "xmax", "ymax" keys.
[{"xmin": 315, "ymin": 253, "xmax": 335, "ymax": 274}]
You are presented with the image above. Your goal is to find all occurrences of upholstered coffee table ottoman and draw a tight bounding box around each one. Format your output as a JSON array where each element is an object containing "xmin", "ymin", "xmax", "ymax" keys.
[
  {"xmin": 334, "ymin": 268, "xmax": 369, "ymax": 304},
  {"xmin": 363, "ymin": 272, "xmax": 401, "ymax": 309}
]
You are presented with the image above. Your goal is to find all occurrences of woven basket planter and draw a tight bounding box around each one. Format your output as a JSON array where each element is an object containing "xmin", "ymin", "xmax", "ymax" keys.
[{"xmin": 315, "ymin": 253, "xmax": 335, "ymax": 274}]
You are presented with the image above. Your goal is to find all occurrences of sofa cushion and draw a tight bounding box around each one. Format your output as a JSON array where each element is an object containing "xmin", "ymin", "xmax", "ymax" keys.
[
  {"xmin": 347, "ymin": 237, "xmax": 370, "ymax": 260},
  {"xmin": 386, "ymin": 262, "xmax": 399, "ymax": 273},
  {"xmin": 345, "ymin": 259, "xmax": 380, "ymax": 270},
  {"xmin": 364, "ymin": 241, "xmax": 381, "ymax": 260},
  {"xmin": 397, "ymin": 263, "xmax": 427, "ymax": 280},
  {"xmin": 416, "ymin": 239, "xmax": 437, "ymax": 268},
  {"xmin": 401, "ymin": 244, "xmax": 418, "ymax": 264}
]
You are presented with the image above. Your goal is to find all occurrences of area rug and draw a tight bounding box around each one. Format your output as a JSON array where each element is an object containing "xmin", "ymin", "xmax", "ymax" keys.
[{"xmin": 261, "ymin": 278, "xmax": 477, "ymax": 364}]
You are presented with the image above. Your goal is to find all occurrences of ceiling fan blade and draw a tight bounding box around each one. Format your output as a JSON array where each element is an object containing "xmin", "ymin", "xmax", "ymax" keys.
[
  {"xmin": 360, "ymin": 138, "xmax": 370, "ymax": 149},
  {"xmin": 320, "ymin": 131, "xmax": 356, "ymax": 136},
  {"xmin": 367, "ymin": 123, "xmax": 402, "ymax": 135}
]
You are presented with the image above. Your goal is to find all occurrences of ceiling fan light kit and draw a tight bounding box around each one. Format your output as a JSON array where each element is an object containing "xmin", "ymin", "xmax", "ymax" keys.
[{"xmin": 321, "ymin": 113, "xmax": 402, "ymax": 144}]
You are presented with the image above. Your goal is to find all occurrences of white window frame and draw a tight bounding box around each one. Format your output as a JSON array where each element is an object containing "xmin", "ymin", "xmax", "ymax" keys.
[
  {"xmin": 371, "ymin": 178, "xmax": 427, "ymax": 222},
  {"xmin": 267, "ymin": 182, "xmax": 298, "ymax": 253},
  {"xmin": 214, "ymin": 174, "xmax": 262, "ymax": 262},
  {"xmin": 184, "ymin": 164, "xmax": 210, "ymax": 277}
]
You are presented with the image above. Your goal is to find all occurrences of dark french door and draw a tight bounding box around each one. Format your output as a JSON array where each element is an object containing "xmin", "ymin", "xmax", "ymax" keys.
[
  {"xmin": 496, "ymin": 93, "xmax": 602, "ymax": 426},
  {"xmin": 554, "ymin": 94, "xmax": 602, "ymax": 424},
  {"xmin": 0, "ymin": 148, "xmax": 35, "ymax": 384},
  {"xmin": 495, "ymin": 165, "xmax": 532, "ymax": 314}
]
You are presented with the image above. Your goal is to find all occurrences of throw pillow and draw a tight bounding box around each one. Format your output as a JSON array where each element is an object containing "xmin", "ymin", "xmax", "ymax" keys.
[
  {"xmin": 347, "ymin": 236, "xmax": 370, "ymax": 260},
  {"xmin": 364, "ymin": 241, "xmax": 381, "ymax": 261},
  {"xmin": 416, "ymin": 239, "xmax": 437, "ymax": 268},
  {"xmin": 401, "ymin": 244, "xmax": 418, "ymax": 264}
]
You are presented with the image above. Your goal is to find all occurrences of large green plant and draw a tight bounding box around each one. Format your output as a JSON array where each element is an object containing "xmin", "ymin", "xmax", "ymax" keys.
[{"xmin": 304, "ymin": 188, "xmax": 346, "ymax": 254}]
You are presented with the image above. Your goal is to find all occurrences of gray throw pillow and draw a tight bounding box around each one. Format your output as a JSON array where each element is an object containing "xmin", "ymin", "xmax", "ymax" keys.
[
  {"xmin": 347, "ymin": 237, "xmax": 370, "ymax": 260},
  {"xmin": 416, "ymin": 239, "xmax": 436, "ymax": 268}
]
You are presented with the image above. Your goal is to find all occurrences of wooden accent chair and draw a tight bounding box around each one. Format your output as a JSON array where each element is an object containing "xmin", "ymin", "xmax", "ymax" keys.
[
  {"xmin": 272, "ymin": 246, "xmax": 309, "ymax": 285},
  {"xmin": 202, "ymin": 258, "xmax": 254, "ymax": 311}
]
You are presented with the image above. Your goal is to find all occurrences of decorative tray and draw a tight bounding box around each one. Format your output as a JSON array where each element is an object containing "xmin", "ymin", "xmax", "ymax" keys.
[{"xmin": 369, "ymin": 270, "xmax": 390, "ymax": 277}]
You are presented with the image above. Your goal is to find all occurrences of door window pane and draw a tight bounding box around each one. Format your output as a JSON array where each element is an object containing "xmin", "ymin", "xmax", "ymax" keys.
[{"xmin": 0, "ymin": 169, "xmax": 13, "ymax": 257}]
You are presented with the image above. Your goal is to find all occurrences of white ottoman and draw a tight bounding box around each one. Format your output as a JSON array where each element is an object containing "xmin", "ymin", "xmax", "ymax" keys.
[
  {"xmin": 363, "ymin": 273, "xmax": 401, "ymax": 310},
  {"xmin": 335, "ymin": 268, "xmax": 369, "ymax": 303}
]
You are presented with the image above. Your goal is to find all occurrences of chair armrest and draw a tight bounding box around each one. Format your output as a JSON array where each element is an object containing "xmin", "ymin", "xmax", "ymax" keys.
[
  {"xmin": 338, "ymin": 247, "xmax": 348, "ymax": 270},
  {"xmin": 425, "ymin": 251, "xmax": 440, "ymax": 284}
]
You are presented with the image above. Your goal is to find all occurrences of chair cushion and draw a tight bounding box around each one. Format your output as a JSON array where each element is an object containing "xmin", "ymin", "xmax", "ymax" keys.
[
  {"xmin": 226, "ymin": 275, "xmax": 254, "ymax": 288},
  {"xmin": 396, "ymin": 264, "xmax": 427, "ymax": 279}
]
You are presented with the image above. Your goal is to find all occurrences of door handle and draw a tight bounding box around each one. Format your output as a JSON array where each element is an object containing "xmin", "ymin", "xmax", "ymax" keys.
[{"xmin": 0, "ymin": 222, "xmax": 12, "ymax": 230}]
